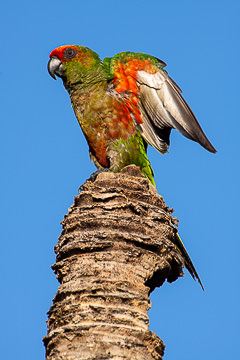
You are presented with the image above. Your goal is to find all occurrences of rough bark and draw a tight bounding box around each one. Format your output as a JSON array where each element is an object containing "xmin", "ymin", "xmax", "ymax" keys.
[{"xmin": 43, "ymin": 165, "xmax": 184, "ymax": 360}]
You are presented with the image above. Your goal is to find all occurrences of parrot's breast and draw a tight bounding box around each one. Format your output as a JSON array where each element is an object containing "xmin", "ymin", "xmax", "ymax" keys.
[{"xmin": 69, "ymin": 83, "xmax": 139, "ymax": 169}]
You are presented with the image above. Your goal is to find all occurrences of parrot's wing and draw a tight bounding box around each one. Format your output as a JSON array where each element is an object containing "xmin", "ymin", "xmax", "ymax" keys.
[
  {"xmin": 136, "ymin": 67, "xmax": 216, "ymax": 153},
  {"xmin": 106, "ymin": 53, "xmax": 216, "ymax": 154}
]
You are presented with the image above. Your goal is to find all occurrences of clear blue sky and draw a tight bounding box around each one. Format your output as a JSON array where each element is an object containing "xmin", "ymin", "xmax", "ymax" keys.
[{"xmin": 1, "ymin": 1, "xmax": 239, "ymax": 359}]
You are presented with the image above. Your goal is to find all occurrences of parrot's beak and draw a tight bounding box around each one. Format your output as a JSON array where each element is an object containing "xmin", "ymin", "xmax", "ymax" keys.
[{"xmin": 48, "ymin": 56, "xmax": 64, "ymax": 80}]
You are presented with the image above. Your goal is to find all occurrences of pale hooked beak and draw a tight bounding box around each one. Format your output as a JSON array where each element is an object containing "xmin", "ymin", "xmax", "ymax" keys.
[{"xmin": 48, "ymin": 56, "xmax": 64, "ymax": 79}]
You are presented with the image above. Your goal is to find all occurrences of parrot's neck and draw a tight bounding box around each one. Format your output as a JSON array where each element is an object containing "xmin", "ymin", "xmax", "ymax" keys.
[{"xmin": 63, "ymin": 63, "xmax": 108, "ymax": 93}]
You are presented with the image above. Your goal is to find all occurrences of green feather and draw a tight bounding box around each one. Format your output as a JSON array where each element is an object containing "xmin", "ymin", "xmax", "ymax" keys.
[{"xmin": 108, "ymin": 131, "xmax": 155, "ymax": 186}]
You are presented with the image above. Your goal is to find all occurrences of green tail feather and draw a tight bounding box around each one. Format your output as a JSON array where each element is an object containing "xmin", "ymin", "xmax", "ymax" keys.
[{"xmin": 174, "ymin": 233, "xmax": 204, "ymax": 290}]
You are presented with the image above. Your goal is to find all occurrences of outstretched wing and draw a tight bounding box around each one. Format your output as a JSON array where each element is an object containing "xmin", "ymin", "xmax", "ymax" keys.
[{"xmin": 105, "ymin": 52, "xmax": 216, "ymax": 154}]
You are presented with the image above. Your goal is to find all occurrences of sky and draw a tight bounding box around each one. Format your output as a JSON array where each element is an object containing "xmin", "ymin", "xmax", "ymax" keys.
[{"xmin": 0, "ymin": 0, "xmax": 239, "ymax": 359}]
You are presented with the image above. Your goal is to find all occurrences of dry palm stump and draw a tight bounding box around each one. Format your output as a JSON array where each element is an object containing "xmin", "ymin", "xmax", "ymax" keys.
[{"xmin": 44, "ymin": 165, "xmax": 184, "ymax": 360}]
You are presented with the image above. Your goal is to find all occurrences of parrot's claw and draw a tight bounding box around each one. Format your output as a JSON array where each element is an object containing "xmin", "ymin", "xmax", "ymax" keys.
[{"xmin": 78, "ymin": 169, "xmax": 111, "ymax": 193}]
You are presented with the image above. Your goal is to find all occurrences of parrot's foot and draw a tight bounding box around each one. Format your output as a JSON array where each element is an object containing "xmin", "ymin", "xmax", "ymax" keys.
[
  {"xmin": 88, "ymin": 168, "xmax": 111, "ymax": 182},
  {"xmin": 78, "ymin": 169, "xmax": 111, "ymax": 193}
]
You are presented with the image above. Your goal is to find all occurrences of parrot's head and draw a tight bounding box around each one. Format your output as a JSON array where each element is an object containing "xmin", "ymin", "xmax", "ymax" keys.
[{"xmin": 48, "ymin": 45, "xmax": 102, "ymax": 86}]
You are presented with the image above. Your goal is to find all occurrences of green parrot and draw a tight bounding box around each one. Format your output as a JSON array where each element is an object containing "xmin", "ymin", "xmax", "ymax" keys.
[{"xmin": 48, "ymin": 45, "xmax": 216, "ymax": 290}]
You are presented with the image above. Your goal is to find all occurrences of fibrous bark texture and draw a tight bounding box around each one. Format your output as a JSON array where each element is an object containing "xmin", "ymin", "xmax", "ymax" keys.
[{"xmin": 44, "ymin": 165, "xmax": 184, "ymax": 360}]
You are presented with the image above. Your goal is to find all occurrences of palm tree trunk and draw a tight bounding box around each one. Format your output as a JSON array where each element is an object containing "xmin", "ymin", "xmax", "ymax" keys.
[{"xmin": 43, "ymin": 165, "xmax": 184, "ymax": 360}]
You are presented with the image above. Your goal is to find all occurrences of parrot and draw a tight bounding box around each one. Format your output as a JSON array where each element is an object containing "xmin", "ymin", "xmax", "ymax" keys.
[{"xmin": 48, "ymin": 45, "xmax": 216, "ymax": 290}]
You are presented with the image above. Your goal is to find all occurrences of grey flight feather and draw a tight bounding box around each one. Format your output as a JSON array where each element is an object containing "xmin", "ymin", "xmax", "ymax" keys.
[{"xmin": 136, "ymin": 70, "xmax": 217, "ymax": 154}]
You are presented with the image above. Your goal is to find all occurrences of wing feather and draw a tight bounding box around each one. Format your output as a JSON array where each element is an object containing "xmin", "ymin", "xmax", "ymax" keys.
[
  {"xmin": 107, "ymin": 52, "xmax": 216, "ymax": 154},
  {"xmin": 137, "ymin": 101, "xmax": 170, "ymax": 153},
  {"xmin": 137, "ymin": 70, "xmax": 216, "ymax": 153}
]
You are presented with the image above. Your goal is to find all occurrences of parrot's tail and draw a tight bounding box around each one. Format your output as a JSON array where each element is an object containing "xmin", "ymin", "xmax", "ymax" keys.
[{"xmin": 174, "ymin": 233, "xmax": 204, "ymax": 291}]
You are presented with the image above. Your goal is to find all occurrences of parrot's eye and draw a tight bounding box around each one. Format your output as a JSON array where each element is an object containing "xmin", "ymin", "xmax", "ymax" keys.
[{"xmin": 64, "ymin": 48, "xmax": 77, "ymax": 59}]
